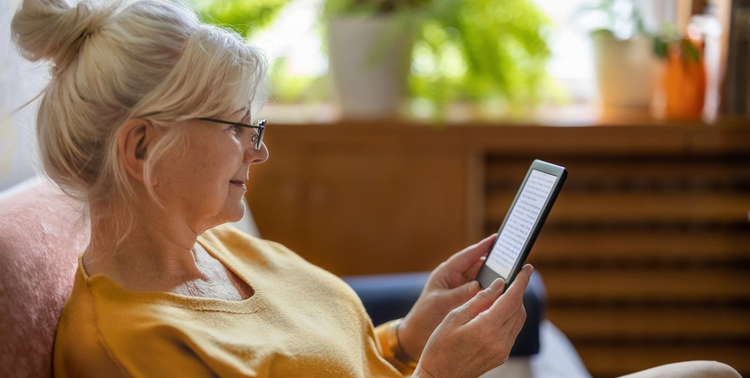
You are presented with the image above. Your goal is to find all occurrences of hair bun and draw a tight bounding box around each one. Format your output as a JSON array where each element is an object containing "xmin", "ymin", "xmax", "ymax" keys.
[{"xmin": 11, "ymin": 0, "xmax": 114, "ymax": 73}]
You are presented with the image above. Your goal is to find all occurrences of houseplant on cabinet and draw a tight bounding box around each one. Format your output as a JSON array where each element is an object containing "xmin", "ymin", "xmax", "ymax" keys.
[
  {"xmin": 323, "ymin": 0, "xmax": 553, "ymax": 120},
  {"xmin": 578, "ymin": 0, "xmax": 660, "ymax": 110},
  {"xmin": 324, "ymin": 0, "xmax": 414, "ymax": 119},
  {"xmin": 652, "ymin": 24, "xmax": 706, "ymax": 119}
]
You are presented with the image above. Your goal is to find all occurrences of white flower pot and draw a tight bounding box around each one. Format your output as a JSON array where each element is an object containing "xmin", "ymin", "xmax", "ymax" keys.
[
  {"xmin": 327, "ymin": 16, "xmax": 412, "ymax": 119},
  {"xmin": 592, "ymin": 35, "xmax": 660, "ymax": 109}
]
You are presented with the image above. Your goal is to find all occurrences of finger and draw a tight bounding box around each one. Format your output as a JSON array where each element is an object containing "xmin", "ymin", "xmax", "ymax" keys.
[
  {"xmin": 438, "ymin": 234, "xmax": 497, "ymax": 287},
  {"xmin": 443, "ymin": 279, "xmax": 482, "ymax": 308},
  {"xmin": 508, "ymin": 304, "xmax": 527, "ymax": 340},
  {"xmin": 443, "ymin": 234, "xmax": 496, "ymax": 273},
  {"xmin": 488, "ymin": 265, "xmax": 533, "ymax": 316},
  {"xmin": 451, "ymin": 278, "xmax": 506, "ymax": 324},
  {"xmin": 490, "ymin": 302, "xmax": 527, "ymax": 353}
]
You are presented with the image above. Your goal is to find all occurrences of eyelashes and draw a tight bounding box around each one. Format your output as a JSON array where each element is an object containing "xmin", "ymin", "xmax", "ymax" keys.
[{"xmin": 229, "ymin": 124, "xmax": 259, "ymax": 142}]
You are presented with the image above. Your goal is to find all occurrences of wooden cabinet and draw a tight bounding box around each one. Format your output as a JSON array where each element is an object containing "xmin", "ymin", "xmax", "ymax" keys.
[
  {"xmin": 246, "ymin": 123, "xmax": 477, "ymax": 275},
  {"xmin": 246, "ymin": 120, "xmax": 750, "ymax": 378}
]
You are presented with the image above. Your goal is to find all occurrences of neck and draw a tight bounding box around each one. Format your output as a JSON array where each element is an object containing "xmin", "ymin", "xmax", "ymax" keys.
[{"xmin": 84, "ymin": 198, "xmax": 205, "ymax": 292}]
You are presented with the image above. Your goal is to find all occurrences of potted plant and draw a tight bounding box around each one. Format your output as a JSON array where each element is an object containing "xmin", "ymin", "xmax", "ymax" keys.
[
  {"xmin": 324, "ymin": 0, "xmax": 415, "ymax": 119},
  {"xmin": 652, "ymin": 24, "xmax": 706, "ymax": 119},
  {"xmin": 577, "ymin": 0, "xmax": 660, "ymax": 110},
  {"xmin": 322, "ymin": 0, "xmax": 553, "ymax": 119}
]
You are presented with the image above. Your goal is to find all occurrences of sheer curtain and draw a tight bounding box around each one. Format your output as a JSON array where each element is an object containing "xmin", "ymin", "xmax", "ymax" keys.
[{"xmin": 0, "ymin": 0, "xmax": 48, "ymax": 191}]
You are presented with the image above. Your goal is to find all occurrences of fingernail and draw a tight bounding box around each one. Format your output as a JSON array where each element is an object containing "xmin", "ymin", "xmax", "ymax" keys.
[{"xmin": 470, "ymin": 280, "xmax": 480, "ymax": 292}]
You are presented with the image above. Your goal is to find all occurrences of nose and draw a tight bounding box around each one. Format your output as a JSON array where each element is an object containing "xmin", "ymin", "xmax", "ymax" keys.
[{"xmin": 244, "ymin": 141, "xmax": 269, "ymax": 164}]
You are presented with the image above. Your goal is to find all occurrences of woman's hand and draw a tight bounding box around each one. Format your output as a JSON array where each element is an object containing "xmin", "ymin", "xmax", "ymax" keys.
[
  {"xmin": 413, "ymin": 265, "xmax": 533, "ymax": 378},
  {"xmin": 397, "ymin": 235, "xmax": 497, "ymax": 360}
]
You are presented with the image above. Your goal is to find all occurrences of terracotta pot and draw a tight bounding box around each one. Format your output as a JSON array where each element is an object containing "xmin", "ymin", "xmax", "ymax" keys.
[{"xmin": 661, "ymin": 48, "xmax": 706, "ymax": 120}]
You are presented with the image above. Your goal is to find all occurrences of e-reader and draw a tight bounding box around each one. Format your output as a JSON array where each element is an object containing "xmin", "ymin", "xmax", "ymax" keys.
[{"xmin": 475, "ymin": 159, "xmax": 567, "ymax": 289}]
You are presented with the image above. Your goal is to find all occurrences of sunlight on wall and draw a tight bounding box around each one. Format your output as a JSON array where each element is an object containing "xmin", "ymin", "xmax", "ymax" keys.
[{"xmin": 252, "ymin": 0, "xmax": 328, "ymax": 78}]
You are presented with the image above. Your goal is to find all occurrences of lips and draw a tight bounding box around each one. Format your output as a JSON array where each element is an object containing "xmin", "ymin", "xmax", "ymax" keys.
[{"xmin": 230, "ymin": 179, "xmax": 247, "ymax": 189}]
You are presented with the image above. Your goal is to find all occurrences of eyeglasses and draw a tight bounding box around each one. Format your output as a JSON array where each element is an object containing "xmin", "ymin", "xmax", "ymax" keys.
[{"xmin": 198, "ymin": 118, "xmax": 266, "ymax": 150}]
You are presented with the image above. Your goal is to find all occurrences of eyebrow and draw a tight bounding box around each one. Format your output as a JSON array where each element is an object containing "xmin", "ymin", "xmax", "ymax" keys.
[{"xmin": 233, "ymin": 108, "xmax": 251, "ymax": 122}]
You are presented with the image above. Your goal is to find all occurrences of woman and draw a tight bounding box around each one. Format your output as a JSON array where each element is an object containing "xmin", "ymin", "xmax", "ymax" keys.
[
  {"xmin": 11, "ymin": 0, "xmax": 529, "ymax": 376},
  {"xmin": 10, "ymin": 0, "xmax": 741, "ymax": 377}
]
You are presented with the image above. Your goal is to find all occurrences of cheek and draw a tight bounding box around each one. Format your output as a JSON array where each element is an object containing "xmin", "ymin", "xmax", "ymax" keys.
[
  {"xmin": 150, "ymin": 150, "xmax": 209, "ymax": 195},
  {"xmin": 190, "ymin": 145, "xmax": 241, "ymax": 194},
  {"xmin": 161, "ymin": 134, "xmax": 243, "ymax": 193},
  {"xmin": 189, "ymin": 140, "xmax": 233, "ymax": 176}
]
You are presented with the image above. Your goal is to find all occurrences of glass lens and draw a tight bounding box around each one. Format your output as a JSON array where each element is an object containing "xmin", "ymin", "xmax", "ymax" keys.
[{"xmin": 254, "ymin": 120, "xmax": 266, "ymax": 150}]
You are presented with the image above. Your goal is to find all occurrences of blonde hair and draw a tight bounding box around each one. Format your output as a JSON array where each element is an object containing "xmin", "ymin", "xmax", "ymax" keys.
[{"xmin": 11, "ymin": 0, "xmax": 268, "ymax": 216}]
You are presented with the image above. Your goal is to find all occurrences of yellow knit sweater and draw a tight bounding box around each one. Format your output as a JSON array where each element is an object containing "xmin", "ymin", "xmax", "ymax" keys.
[{"xmin": 53, "ymin": 225, "xmax": 404, "ymax": 377}]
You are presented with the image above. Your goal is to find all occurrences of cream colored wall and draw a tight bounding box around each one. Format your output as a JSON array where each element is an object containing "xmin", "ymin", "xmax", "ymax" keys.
[{"xmin": 0, "ymin": 0, "xmax": 49, "ymax": 191}]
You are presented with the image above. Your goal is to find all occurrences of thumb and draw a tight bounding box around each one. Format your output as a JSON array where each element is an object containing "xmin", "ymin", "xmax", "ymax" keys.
[
  {"xmin": 445, "ymin": 280, "xmax": 481, "ymax": 307},
  {"xmin": 452, "ymin": 279, "xmax": 506, "ymax": 325}
]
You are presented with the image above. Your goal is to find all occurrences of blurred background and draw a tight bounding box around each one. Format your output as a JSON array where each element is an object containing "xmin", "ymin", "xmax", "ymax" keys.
[
  {"xmin": 4, "ymin": 0, "xmax": 750, "ymax": 186},
  {"xmin": 2, "ymin": 0, "xmax": 749, "ymax": 377}
]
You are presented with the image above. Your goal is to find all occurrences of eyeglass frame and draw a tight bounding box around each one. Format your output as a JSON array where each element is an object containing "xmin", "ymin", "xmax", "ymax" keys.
[{"xmin": 198, "ymin": 117, "xmax": 266, "ymax": 150}]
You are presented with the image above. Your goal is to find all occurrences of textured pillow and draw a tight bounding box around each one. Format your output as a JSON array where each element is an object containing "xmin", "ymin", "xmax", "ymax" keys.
[{"xmin": 0, "ymin": 178, "xmax": 88, "ymax": 377}]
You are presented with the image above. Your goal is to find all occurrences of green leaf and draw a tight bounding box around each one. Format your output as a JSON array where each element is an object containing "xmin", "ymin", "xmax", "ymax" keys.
[
  {"xmin": 681, "ymin": 39, "xmax": 701, "ymax": 63},
  {"xmin": 194, "ymin": 0, "xmax": 291, "ymax": 39},
  {"xmin": 653, "ymin": 37, "xmax": 669, "ymax": 59}
]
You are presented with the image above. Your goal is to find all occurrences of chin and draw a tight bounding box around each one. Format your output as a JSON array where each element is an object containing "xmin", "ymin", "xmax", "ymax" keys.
[
  {"xmin": 208, "ymin": 198, "xmax": 247, "ymax": 228},
  {"xmin": 224, "ymin": 201, "xmax": 247, "ymax": 223}
]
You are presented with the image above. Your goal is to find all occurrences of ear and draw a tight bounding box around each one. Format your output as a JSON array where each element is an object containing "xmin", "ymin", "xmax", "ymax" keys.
[{"xmin": 118, "ymin": 118, "xmax": 158, "ymax": 185}]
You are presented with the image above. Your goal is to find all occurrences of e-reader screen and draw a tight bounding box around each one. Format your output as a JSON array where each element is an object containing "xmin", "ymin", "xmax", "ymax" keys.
[{"xmin": 476, "ymin": 160, "xmax": 567, "ymax": 289}]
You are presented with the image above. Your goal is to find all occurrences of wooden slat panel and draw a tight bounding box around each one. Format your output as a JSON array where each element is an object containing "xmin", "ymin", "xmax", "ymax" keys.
[
  {"xmin": 527, "ymin": 229, "xmax": 750, "ymax": 263},
  {"xmin": 483, "ymin": 147, "xmax": 750, "ymax": 378},
  {"xmin": 548, "ymin": 307, "xmax": 750, "ymax": 340},
  {"xmin": 465, "ymin": 125, "xmax": 694, "ymax": 155},
  {"xmin": 540, "ymin": 267, "xmax": 750, "ymax": 302},
  {"xmin": 576, "ymin": 343, "xmax": 750, "ymax": 378},
  {"xmin": 487, "ymin": 192, "xmax": 750, "ymax": 225},
  {"xmin": 486, "ymin": 159, "xmax": 750, "ymax": 188}
]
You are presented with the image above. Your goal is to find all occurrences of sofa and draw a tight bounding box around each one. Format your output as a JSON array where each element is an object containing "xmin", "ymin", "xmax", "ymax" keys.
[{"xmin": 0, "ymin": 178, "xmax": 559, "ymax": 377}]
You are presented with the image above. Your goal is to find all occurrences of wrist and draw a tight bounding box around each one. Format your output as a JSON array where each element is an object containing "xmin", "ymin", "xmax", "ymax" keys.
[
  {"xmin": 397, "ymin": 317, "xmax": 422, "ymax": 361},
  {"xmin": 394, "ymin": 318, "xmax": 419, "ymax": 364},
  {"xmin": 375, "ymin": 318, "xmax": 419, "ymax": 375}
]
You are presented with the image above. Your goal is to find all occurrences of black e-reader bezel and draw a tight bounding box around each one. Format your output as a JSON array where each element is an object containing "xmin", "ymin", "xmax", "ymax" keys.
[{"xmin": 475, "ymin": 159, "xmax": 567, "ymax": 290}]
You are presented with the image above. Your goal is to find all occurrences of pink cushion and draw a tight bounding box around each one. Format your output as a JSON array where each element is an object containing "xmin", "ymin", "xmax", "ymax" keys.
[{"xmin": 0, "ymin": 178, "xmax": 88, "ymax": 377}]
